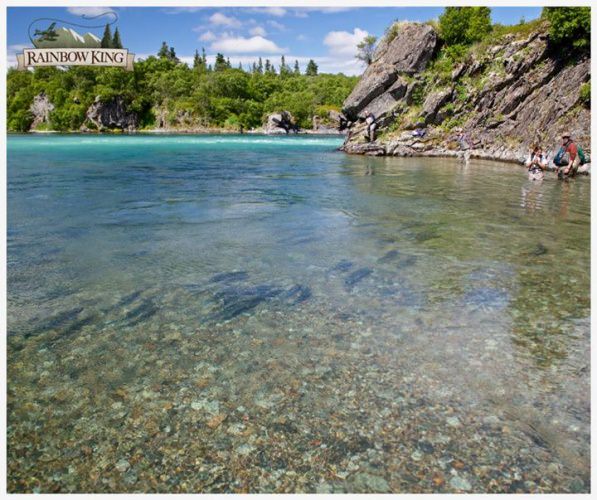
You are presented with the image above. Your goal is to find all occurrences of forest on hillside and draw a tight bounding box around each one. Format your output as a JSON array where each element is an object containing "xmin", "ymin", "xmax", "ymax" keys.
[{"xmin": 6, "ymin": 6, "xmax": 589, "ymax": 133}]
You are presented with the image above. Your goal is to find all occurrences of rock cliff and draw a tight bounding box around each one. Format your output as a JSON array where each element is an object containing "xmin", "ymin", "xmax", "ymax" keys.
[
  {"xmin": 29, "ymin": 92, "xmax": 55, "ymax": 129},
  {"xmin": 341, "ymin": 21, "xmax": 591, "ymax": 168},
  {"xmin": 82, "ymin": 96, "xmax": 139, "ymax": 132}
]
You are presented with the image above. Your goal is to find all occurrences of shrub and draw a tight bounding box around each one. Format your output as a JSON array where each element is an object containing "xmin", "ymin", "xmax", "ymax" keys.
[
  {"xmin": 439, "ymin": 7, "xmax": 492, "ymax": 46},
  {"xmin": 542, "ymin": 7, "xmax": 590, "ymax": 50},
  {"xmin": 579, "ymin": 82, "xmax": 590, "ymax": 107}
]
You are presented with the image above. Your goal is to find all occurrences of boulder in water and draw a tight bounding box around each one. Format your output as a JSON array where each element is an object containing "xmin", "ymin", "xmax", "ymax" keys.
[{"xmin": 264, "ymin": 111, "xmax": 298, "ymax": 134}]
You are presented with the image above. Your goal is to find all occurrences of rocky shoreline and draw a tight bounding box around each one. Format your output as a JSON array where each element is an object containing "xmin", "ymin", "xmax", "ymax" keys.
[{"xmin": 339, "ymin": 20, "xmax": 591, "ymax": 174}]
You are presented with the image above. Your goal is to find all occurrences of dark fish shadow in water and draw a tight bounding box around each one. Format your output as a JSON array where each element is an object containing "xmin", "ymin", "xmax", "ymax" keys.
[
  {"xmin": 21, "ymin": 306, "xmax": 99, "ymax": 348},
  {"xmin": 344, "ymin": 268, "xmax": 373, "ymax": 290},
  {"xmin": 206, "ymin": 276, "xmax": 313, "ymax": 322}
]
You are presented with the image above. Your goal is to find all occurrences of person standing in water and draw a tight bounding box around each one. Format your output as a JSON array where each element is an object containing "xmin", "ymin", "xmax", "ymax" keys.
[{"xmin": 525, "ymin": 145, "xmax": 548, "ymax": 180}]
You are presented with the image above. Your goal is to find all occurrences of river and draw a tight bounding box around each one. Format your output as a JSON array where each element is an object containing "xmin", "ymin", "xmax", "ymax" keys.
[{"xmin": 7, "ymin": 134, "xmax": 590, "ymax": 492}]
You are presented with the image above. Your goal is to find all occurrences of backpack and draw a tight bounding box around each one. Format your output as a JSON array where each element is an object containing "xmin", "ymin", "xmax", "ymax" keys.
[
  {"xmin": 554, "ymin": 144, "xmax": 589, "ymax": 165},
  {"xmin": 553, "ymin": 146, "xmax": 566, "ymax": 166},
  {"xmin": 577, "ymin": 146, "xmax": 588, "ymax": 164}
]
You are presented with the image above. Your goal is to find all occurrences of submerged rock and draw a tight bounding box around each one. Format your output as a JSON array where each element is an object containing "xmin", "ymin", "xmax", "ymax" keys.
[{"xmin": 350, "ymin": 472, "xmax": 391, "ymax": 493}]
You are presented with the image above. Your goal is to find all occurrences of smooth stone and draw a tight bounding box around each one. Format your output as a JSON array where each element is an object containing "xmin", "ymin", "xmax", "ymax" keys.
[
  {"xmin": 351, "ymin": 472, "xmax": 391, "ymax": 493},
  {"xmin": 568, "ymin": 478, "xmax": 586, "ymax": 493},
  {"xmin": 449, "ymin": 476, "xmax": 472, "ymax": 491},
  {"xmin": 191, "ymin": 399, "xmax": 220, "ymax": 415},
  {"xmin": 446, "ymin": 416, "xmax": 461, "ymax": 427},
  {"xmin": 115, "ymin": 458, "xmax": 130, "ymax": 473},
  {"xmin": 236, "ymin": 444, "xmax": 255, "ymax": 456}
]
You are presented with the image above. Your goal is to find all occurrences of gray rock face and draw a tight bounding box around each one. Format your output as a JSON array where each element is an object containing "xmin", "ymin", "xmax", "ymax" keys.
[
  {"xmin": 29, "ymin": 92, "xmax": 54, "ymax": 129},
  {"xmin": 342, "ymin": 21, "xmax": 591, "ymax": 170},
  {"xmin": 421, "ymin": 88, "xmax": 453, "ymax": 125},
  {"xmin": 343, "ymin": 23, "xmax": 438, "ymax": 120},
  {"xmin": 311, "ymin": 110, "xmax": 348, "ymax": 133},
  {"xmin": 83, "ymin": 96, "xmax": 139, "ymax": 132},
  {"xmin": 264, "ymin": 111, "xmax": 298, "ymax": 134}
]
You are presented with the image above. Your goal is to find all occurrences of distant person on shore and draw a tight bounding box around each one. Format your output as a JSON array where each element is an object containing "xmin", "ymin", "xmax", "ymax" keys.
[
  {"xmin": 525, "ymin": 145, "xmax": 547, "ymax": 180},
  {"xmin": 365, "ymin": 113, "xmax": 377, "ymax": 142},
  {"xmin": 456, "ymin": 128, "xmax": 471, "ymax": 164},
  {"xmin": 553, "ymin": 132, "xmax": 581, "ymax": 179}
]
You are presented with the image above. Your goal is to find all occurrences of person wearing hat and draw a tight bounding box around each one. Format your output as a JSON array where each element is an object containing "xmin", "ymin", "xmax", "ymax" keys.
[{"xmin": 554, "ymin": 132, "xmax": 580, "ymax": 179}]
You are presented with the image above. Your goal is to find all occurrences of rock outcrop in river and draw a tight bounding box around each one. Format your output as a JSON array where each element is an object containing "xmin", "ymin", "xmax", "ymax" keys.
[{"xmin": 341, "ymin": 20, "xmax": 591, "ymax": 166}]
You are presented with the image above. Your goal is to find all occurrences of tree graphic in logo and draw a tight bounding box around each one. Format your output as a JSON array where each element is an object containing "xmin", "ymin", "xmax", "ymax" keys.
[{"xmin": 30, "ymin": 11, "xmax": 120, "ymax": 49}]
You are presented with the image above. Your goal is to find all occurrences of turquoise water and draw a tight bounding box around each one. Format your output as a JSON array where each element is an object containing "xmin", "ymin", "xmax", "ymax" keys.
[{"xmin": 7, "ymin": 134, "xmax": 590, "ymax": 492}]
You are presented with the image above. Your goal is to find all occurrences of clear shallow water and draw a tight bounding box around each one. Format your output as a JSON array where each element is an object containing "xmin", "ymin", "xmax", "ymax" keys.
[{"xmin": 7, "ymin": 134, "xmax": 590, "ymax": 492}]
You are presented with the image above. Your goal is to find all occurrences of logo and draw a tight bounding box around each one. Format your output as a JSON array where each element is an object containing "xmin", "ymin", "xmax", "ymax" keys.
[{"xmin": 17, "ymin": 11, "xmax": 134, "ymax": 71}]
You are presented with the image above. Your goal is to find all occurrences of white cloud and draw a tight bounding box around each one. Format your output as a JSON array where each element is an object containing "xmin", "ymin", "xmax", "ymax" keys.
[
  {"xmin": 249, "ymin": 7, "xmax": 287, "ymax": 17},
  {"xmin": 7, "ymin": 43, "xmax": 30, "ymax": 68},
  {"xmin": 324, "ymin": 28, "xmax": 369, "ymax": 56},
  {"xmin": 211, "ymin": 35, "xmax": 287, "ymax": 54},
  {"xmin": 267, "ymin": 20, "xmax": 285, "ymax": 31},
  {"xmin": 296, "ymin": 34, "xmax": 308, "ymax": 42},
  {"xmin": 67, "ymin": 7, "xmax": 114, "ymax": 17},
  {"xmin": 249, "ymin": 26, "xmax": 267, "ymax": 37},
  {"xmin": 198, "ymin": 31, "xmax": 217, "ymax": 42},
  {"xmin": 135, "ymin": 52, "xmax": 364, "ymax": 76},
  {"xmin": 163, "ymin": 7, "xmax": 203, "ymax": 15},
  {"xmin": 209, "ymin": 12, "xmax": 241, "ymax": 28}
]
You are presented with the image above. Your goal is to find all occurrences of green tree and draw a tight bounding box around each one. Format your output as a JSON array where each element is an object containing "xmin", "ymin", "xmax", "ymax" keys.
[
  {"xmin": 439, "ymin": 7, "xmax": 491, "ymax": 46},
  {"xmin": 257, "ymin": 57, "xmax": 263, "ymax": 74},
  {"xmin": 214, "ymin": 53, "xmax": 228, "ymax": 71},
  {"xmin": 158, "ymin": 42, "xmax": 170, "ymax": 58},
  {"xmin": 101, "ymin": 24, "xmax": 112, "ymax": 48},
  {"xmin": 193, "ymin": 49, "xmax": 201, "ymax": 69},
  {"xmin": 111, "ymin": 27, "xmax": 122, "ymax": 49},
  {"xmin": 542, "ymin": 7, "xmax": 590, "ymax": 50},
  {"xmin": 293, "ymin": 60, "xmax": 300, "ymax": 75},
  {"xmin": 356, "ymin": 35, "xmax": 377, "ymax": 65},
  {"xmin": 305, "ymin": 59, "xmax": 318, "ymax": 76},
  {"xmin": 279, "ymin": 55, "xmax": 291, "ymax": 76}
]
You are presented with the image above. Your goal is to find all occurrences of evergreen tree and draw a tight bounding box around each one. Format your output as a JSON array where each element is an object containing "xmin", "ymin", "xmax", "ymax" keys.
[
  {"xmin": 305, "ymin": 59, "xmax": 318, "ymax": 76},
  {"xmin": 264, "ymin": 59, "xmax": 271, "ymax": 73},
  {"xmin": 201, "ymin": 48, "xmax": 207, "ymax": 66},
  {"xmin": 111, "ymin": 27, "xmax": 123, "ymax": 49},
  {"xmin": 280, "ymin": 55, "xmax": 291, "ymax": 76},
  {"xmin": 169, "ymin": 47, "xmax": 178, "ymax": 62},
  {"xmin": 158, "ymin": 41, "xmax": 170, "ymax": 58},
  {"xmin": 193, "ymin": 49, "xmax": 201, "ymax": 68},
  {"xmin": 226, "ymin": 57, "xmax": 231, "ymax": 68},
  {"xmin": 257, "ymin": 57, "xmax": 263, "ymax": 74},
  {"xmin": 293, "ymin": 60, "xmax": 300, "ymax": 75},
  {"xmin": 101, "ymin": 24, "xmax": 112, "ymax": 48},
  {"xmin": 252, "ymin": 62, "xmax": 257, "ymax": 73},
  {"xmin": 214, "ymin": 53, "xmax": 227, "ymax": 71}
]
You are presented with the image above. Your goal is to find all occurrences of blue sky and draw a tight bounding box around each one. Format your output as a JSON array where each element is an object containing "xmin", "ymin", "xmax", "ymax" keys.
[{"xmin": 7, "ymin": 6, "xmax": 543, "ymax": 74}]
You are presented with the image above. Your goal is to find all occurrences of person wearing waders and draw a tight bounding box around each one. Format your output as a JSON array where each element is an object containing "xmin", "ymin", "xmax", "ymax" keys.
[{"xmin": 365, "ymin": 113, "xmax": 377, "ymax": 142}]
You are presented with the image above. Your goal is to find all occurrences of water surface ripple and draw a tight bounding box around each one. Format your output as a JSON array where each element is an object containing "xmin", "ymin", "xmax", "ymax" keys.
[{"xmin": 7, "ymin": 134, "xmax": 590, "ymax": 493}]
